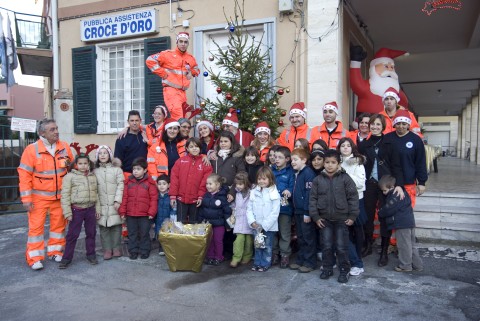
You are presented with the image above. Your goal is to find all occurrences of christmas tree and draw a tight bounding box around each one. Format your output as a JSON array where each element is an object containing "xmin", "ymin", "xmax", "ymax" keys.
[{"xmin": 200, "ymin": 0, "xmax": 286, "ymax": 135}]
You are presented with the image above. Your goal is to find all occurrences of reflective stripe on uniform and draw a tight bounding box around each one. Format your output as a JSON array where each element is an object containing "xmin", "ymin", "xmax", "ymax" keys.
[
  {"xmin": 156, "ymin": 165, "xmax": 168, "ymax": 171},
  {"xmin": 32, "ymin": 190, "xmax": 59, "ymax": 196},
  {"xmin": 29, "ymin": 249, "xmax": 45, "ymax": 257},
  {"xmin": 20, "ymin": 190, "xmax": 32, "ymax": 196},
  {"xmin": 49, "ymin": 231, "xmax": 65, "ymax": 239},
  {"xmin": 33, "ymin": 142, "xmax": 40, "ymax": 158},
  {"xmin": 28, "ymin": 235, "xmax": 44, "ymax": 243},
  {"xmin": 150, "ymin": 64, "xmax": 160, "ymax": 71},
  {"xmin": 147, "ymin": 157, "xmax": 156, "ymax": 163},
  {"xmin": 164, "ymin": 68, "xmax": 187, "ymax": 75},
  {"xmin": 285, "ymin": 127, "xmax": 312, "ymax": 143},
  {"xmin": 162, "ymin": 79, "xmax": 188, "ymax": 90},
  {"xmin": 33, "ymin": 168, "xmax": 67, "ymax": 175},
  {"xmin": 47, "ymin": 245, "xmax": 63, "ymax": 252},
  {"xmin": 19, "ymin": 163, "xmax": 34, "ymax": 172}
]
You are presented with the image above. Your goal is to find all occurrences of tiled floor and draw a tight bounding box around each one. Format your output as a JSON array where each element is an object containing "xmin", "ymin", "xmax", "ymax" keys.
[{"xmin": 427, "ymin": 157, "xmax": 480, "ymax": 195}]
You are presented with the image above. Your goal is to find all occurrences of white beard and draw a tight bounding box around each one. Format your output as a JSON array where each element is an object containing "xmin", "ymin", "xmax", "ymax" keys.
[{"xmin": 369, "ymin": 67, "xmax": 400, "ymax": 97}]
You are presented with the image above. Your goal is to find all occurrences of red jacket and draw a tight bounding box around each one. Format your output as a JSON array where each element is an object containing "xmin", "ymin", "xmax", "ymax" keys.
[
  {"xmin": 119, "ymin": 175, "xmax": 158, "ymax": 218},
  {"xmin": 234, "ymin": 129, "xmax": 255, "ymax": 148},
  {"xmin": 169, "ymin": 154, "xmax": 213, "ymax": 204}
]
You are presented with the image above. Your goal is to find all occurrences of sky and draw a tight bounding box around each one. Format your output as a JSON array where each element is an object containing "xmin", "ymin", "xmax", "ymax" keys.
[{"xmin": 1, "ymin": 0, "xmax": 44, "ymax": 88}]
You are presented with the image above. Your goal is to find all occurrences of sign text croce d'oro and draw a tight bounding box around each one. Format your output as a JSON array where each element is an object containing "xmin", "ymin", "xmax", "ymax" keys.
[{"xmin": 81, "ymin": 9, "xmax": 158, "ymax": 41}]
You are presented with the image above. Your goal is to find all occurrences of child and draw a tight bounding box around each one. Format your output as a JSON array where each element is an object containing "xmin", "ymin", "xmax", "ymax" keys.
[
  {"xmin": 94, "ymin": 145, "xmax": 125, "ymax": 260},
  {"xmin": 267, "ymin": 145, "xmax": 280, "ymax": 167},
  {"xmin": 198, "ymin": 173, "xmax": 232, "ymax": 266},
  {"xmin": 244, "ymin": 146, "xmax": 264, "ymax": 186},
  {"xmin": 378, "ymin": 175, "xmax": 423, "ymax": 272},
  {"xmin": 119, "ymin": 157, "xmax": 158, "ymax": 260},
  {"xmin": 246, "ymin": 166, "xmax": 280, "ymax": 272},
  {"xmin": 294, "ymin": 138, "xmax": 310, "ymax": 152},
  {"xmin": 59, "ymin": 154, "xmax": 100, "ymax": 269},
  {"xmin": 289, "ymin": 148, "xmax": 317, "ymax": 273},
  {"xmin": 170, "ymin": 137, "xmax": 213, "ymax": 223},
  {"xmin": 230, "ymin": 172, "xmax": 253, "ymax": 267},
  {"xmin": 310, "ymin": 149, "xmax": 325, "ymax": 176},
  {"xmin": 337, "ymin": 137, "xmax": 367, "ymax": 276},
  {"xmin": 271, "ymin": 146, "xmax": 295, "ymax": 268},
  {"xmin": 252, "ymin": 122, "xmax": 275, "ymax": 162},
  {"xmin": 309, "ymin": 150, "xmax": 359, "ymax": 283},
  {"xmin": 311, "ymin": 139, "xmax": 328, "ymax": 152},
  {"xmin": 156, "ymin": 174, "xmax": 173, "ymax": 255}
]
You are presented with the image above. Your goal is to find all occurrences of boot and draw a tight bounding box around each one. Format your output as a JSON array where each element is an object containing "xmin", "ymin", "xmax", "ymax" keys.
[
  {"xmin": 377, "ymin": 237, "xmax": 390, "ymax": 267},
  {"xmin": 361, "ymin": 234, "xmax": 373, "ymax": 257}
]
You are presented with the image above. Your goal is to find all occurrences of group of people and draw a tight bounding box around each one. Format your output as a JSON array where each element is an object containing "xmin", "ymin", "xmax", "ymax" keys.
[{"xmin": 18, "ymin": 82, "xmax": 427, "ymax": 284}]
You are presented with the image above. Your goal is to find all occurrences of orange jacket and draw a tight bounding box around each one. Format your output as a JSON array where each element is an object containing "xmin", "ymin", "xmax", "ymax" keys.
[
  {"xmin": 312, "ymin": 121, "xmax": 353, "ymax": 149},
  {"xmin": 277, "ymin": 124, "xmax": 321, "ymax": 151},
  {"xmin": 145, "ymin": 47, "xmax": 199, "ymax": 91},
  {"xmin": 18, "ymin": 140, "xmax": 74, "ymax": 203},
  {"xmin": 380, "ymin": 109, "xmax": 423, "ymax": 138},
  {"xmin": 145, "ymin": 122, "xmax": 164, "ymax": 146},
  {"xmin": 147, "ymin": 138, "xmax": 187, "ymax": 178}
]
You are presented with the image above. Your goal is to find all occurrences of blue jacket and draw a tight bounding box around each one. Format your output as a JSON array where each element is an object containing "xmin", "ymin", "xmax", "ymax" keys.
[
  {"xmin": 378, "ymin": 189, "xmax": 415, "ymax": 230},
  {"xmin": 198, "ymin": 186, "xmax": 232, "ymax": 227},
  {"xmin": 292, "ymin": 166, "xmax": 316, "ymax": 215},
  {"xmin": 155, "ymin": 192, "xmax": 172, "ymax": 235},
  {"xmin": 272, "ymin": 165, "xmax": 294, "ymax": 215}
]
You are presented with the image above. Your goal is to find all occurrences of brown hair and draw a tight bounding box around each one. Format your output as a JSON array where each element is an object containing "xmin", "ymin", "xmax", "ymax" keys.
[
  {"xmin": 234, "ymin": 171, "xmax": 252, "ymax": 193},
  {"xmin": 256, "ymin": 166, "xmax": 276, "ymax": 187},
  {"xmin": 378, "ymin": 174, "xmax": 396, "ymax": 190},
  {"xmin": 369, "ymin": 113, "xmax": 386, "ymax": 131}
]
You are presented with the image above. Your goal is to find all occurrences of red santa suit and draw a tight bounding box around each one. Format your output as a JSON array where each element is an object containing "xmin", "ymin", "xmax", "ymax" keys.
[{"xmin": 222, "ymin": 108, "xmax": 254, "ymax": 148}]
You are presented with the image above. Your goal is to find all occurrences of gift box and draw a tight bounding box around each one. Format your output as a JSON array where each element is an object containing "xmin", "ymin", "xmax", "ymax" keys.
[{"xmin": 159, "ymin": 223, "xmax": 212, "ymax": 272}]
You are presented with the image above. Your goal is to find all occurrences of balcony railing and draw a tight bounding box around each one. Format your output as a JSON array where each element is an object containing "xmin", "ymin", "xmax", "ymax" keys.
[{"xmin": 14, "ymin": 12, "xmax": 51, "ymax": 50}]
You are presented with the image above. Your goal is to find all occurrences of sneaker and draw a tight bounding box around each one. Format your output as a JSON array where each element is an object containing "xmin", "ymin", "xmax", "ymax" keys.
[
  {"xmin": 31, "ymin": 261, "xmax": 43, "ymax": 270},
  {"xmin": 272, "ymin": 254, "xmax": 280, "ymax": 266},
  {"xmin": 338, "ymin": 271, "xmax": 349, "ymax": 283},
  {"xmin": 158, "ymin": 251, "xmax": 165, "ymax": 256},
  {"xmin": 49, "ymin": 255, "xmax": 62, "ymax": 263},
  {"xmin": 112, "ymin": 249, "xmax": 122, "ymax": 257},
  {"xmin": 211, "ymin": 259, "xmax": 220, "ymax": 266},
  {"xmin": 129, "ymin": 253, "xmax": 138, "ymax": 260},
  {"xmin": 349, "ymin": 267, "xmax": 365, "ymax": 276},
  {"xmin": 320, "ymin": 270, "xmax": 333, "ymax": 279},
  {"xmin": 204, "ymin": 258, "xmax": 214, "ymax": 265},
  {"xmin": 289, "ymin": 263, "xmax": 301, "ymax": 270},
  {"xmin": 299, "ymin": 266, "xmax": 314, "ymax": 273},
  {"xmin": 280, "ymin": 256, "xmax": 289, "ymax": 269},
  {"xmin": 140, "ymin": 254, "xmax": 149, "ymax": 260},
  {"xmin": 87, "ymin": 257, "xmax": 98, "ymax": 265},
  {"xmin": 58, "ymin": 261, "xmax": 69, "ymax": 269},
  {"xmin": 230, "ymin": 261, "xmax": 239, "ymax": 268},
  {"xmin": 394, "ymin": 266, "xmax": 413, "ymax": 272},
  {"xmin": 413, "ymin": 266, "xmax": 424, "ymax": 272},
  {"xmin": 103, "ymin": 250, "xmax": 113, "ymax": 260}
]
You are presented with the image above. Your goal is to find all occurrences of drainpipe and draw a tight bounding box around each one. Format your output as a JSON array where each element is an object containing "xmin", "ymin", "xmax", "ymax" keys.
[{"xmin": 52, "ymin": 0, "xmax": 59, "ymax": 92}]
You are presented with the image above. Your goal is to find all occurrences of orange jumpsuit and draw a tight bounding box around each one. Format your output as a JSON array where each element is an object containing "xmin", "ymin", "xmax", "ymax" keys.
[
  {"xmin": 147, "ymin": 138, "xmax": 187, "ymax": 178},
  {"xmin": 146, "ymin": 47, "xmax": 199, "ymax": 120},
  {"xmin": 18, "ymin": 139, "xmax": 74, "ymax": 266},
  {"xmin": 277, "ymin": 124, "xmax": 321, "ymax": 151},
  {"xmin": 312, "ymin": 121, "xmax": 355, "ymax": 149}
]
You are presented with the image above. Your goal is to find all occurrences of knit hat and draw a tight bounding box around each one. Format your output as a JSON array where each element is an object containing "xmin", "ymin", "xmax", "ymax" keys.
[
  {"xmin": 392, "ymin": 110, "xmax": 412, "ymax": 126},
  {"xmin": 176, "ymin": 32, "xmax": 189, "ymax": 41},
  {"xmin": 164, "ymin": 118, "xmax": 181, "ymax": 130},
  {"xmin": 289, "ymin": 102, "xmax": 307, "ymax": 118},
  {"xmin": 95, "ymin": 145, "xmax": 113, "ymax": 162},
  {"xmin": 196, "ymin": 120, "xmax": 214, "ymax": 132},
  {"xmin": 254, "ymin": 121, "xmax": 271, "ymax": 136},
  {"xmin": 322, "ymin": 101, "xmax": 339, "ymax": 114},
  {"xmin": 383, "ymin": 87, "xmax": 400, "ymax": 102},
  {"xmin": 222, "ymin": 108, "xmax": 239, "ymax": 128}
]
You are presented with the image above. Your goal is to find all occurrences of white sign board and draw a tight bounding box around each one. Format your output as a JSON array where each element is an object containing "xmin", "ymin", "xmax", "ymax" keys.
[
  {"xmin": 11, "ymin": 117, "xmax": 37, "ymax": 133},
  {"xmin": 81, "ymin": 9, "xmax": 157, "ymax": 42}
]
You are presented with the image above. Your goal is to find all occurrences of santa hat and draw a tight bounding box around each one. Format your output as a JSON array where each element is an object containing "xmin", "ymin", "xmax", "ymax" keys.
[
  {"xmin": 383, "ymin": 87, "xmax": 401, "ymax": 102},
  {"xmin": 254, "ymin": 121, "xmax": 271, "ymax": 136},
  {"xmin": 392, "ymin": 110, "xmax": 412, "ymax": 126},
  {"xmin": 154, "ymin": 105, "xmax": 169, "ymax": 117},
  {"xmin": 289, "ymin": 102, "xmax": 307, "ymax": 118},
  {"xmin": 371, "ymin": 47, "xmax": 409, "ymax": 67},
  {"xmin": 322, "ymin": 101, "xmax": 339, "ymax": 114},
  {"xmin": 176, "ymin": 32, "xmax": 190, "ymax": 41},
  {"xmin": 95, "ymin": 145, "xmax": 113, "ymax": 162},
  {"xmin": 222, "ymin": 108, "xmax": 239, "ymax": 128},
  {"xmin": 164, "ymin": 118, "xmax": 181, "ymax": 130},
  {"xmin": 196, "ymin": 120, "xmax": 214, "ymax": 132}
]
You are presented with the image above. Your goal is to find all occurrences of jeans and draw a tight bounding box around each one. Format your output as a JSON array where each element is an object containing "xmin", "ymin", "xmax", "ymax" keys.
[
  {"xmin": 321, "ymin": 219, "xmax": 350, "ymax": 272},
  {"xmin": 348, "ymin": 224, "xmax": 364, "ymax": 268},
  {"xmin": 293, "ymin": 214, "xmax": 317, "ymax": 269},
  {"xmin": 253, "ymin": 230, "xmax": 275, "ymax": 268},
  {"xmin": 63, "ymin": 206, "xmax": 97, "ymax": 261},
  {"xmin": 126, "ymin": 216, "xmax": 151, "ymax": 256}
]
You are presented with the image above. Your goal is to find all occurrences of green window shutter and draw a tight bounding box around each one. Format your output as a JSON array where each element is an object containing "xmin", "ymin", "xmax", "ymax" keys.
[
  {"xmin": 144, "ymin": 37, "xmax": 171, "ymax": 123},
  {"xmin": 72, "ymin": 46, "xmax": 97, "ymax": 134}
]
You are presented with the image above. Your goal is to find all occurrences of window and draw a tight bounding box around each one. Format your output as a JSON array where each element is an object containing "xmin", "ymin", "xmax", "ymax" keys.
[
  {"xmin": 97, "ymin": 41, "xmax": 145, "ymax": 133},
  {"xmin": 0, "ymin": 100, "xmax": 7, "ymax": 106}
]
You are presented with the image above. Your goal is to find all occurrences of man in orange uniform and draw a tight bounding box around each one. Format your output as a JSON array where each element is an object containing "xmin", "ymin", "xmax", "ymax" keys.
[
  {"xmin": 277, "ymin": 102, "xmax": 321, "ymax": 151},
  {"xmin": 380, "ymin": 87, "xmax": 422, "ymax": 137},
  {"xmin": 312, "ymin": 102, "xmax": 353, "ymax": 149},
  {"xmin": 18, "ymin": 118, "xmax": 74, "ymax": 270},
  {"xmin": 146, "ymin": 32, "xmax": 200, "ymax": 120}
]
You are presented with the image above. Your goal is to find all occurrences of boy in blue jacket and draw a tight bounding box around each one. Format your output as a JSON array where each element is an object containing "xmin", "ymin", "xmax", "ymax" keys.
[
  {"xmin": 156, "ymin": 174, "xmax": 173, "ymax": 256},
  {"xmin": 378, "ymin": 175, "xmax": 424, "ymax": 272},
  {"xmin": 271, "ymin": 146, "xmax": 295, "ymax": 268},
  {"xmin": 289, "ymin": 148, "xmax": 317, "ymax": 273}
]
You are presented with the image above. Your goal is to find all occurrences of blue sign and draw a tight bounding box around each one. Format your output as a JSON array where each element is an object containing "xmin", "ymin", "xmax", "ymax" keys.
[{"xmin": 81, "ymin": 9, "xmax": 157, "ymax": 41}]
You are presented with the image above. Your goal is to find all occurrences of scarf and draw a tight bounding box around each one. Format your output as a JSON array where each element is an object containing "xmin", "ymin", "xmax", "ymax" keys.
[{"xmin": 218, "ymin": 149, "xmax": 231, "ymax": 160}]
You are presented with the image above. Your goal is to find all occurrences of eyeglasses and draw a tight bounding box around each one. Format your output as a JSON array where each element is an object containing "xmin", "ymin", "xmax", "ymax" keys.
[{"xmin": 181, "ymin": 125, "xmax": 192, "ymax": 129}]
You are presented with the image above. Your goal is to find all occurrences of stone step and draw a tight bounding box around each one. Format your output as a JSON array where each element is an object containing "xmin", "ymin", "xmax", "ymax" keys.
[
  {"xmin": 415, "ymin": 204, "xmax": 480, "ymax": 215},
  {"xmin": 416, "ymin": 193, "xmax": 480, "ymax": 209}
]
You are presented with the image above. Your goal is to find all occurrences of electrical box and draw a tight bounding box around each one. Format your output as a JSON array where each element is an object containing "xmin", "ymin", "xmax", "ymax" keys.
[{"xmin": 279, "ymin": 0, "xmax": 294, "ymax": 13}]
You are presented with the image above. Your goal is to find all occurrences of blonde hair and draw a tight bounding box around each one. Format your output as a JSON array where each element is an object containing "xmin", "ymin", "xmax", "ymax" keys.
[{"xmin": 256, "ymin": 166, "xmax": 276, "ymax": 187}]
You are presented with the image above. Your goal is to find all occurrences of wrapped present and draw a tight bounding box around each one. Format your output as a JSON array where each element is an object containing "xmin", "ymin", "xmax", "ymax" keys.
[{"xmin": 159, "ymin": 221, "xmax": 212, "ymax": 272}]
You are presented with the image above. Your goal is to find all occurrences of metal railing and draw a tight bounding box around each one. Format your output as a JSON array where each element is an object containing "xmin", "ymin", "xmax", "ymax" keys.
[{"xmin": 14, "ymin": 12, "xmax": 51, "ymax": 49}]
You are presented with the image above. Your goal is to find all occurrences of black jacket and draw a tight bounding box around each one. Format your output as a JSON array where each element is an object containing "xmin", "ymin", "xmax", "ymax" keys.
[
  {"xmin": 378, "ymin": 189, "xmax": 415, "ymax": 230},
  {"xmin": 198, "ymin": 186, "xmax": 232, "ymax": 227}
]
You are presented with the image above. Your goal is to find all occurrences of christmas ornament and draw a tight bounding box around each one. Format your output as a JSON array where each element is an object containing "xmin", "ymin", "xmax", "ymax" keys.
[
  {"xmin": 286, "ymin": 88, "xmax": 290, "ymax": 93},
  {"xmin": 216, "ymin": 87, "xmax": 222, "ymax": 94},
  {"xmin": 196, "ymin": 119, "xmax": 201, "ymax": 123},
  {"xmin": 272, "ymin": 101, "xmax": 278, "ymax": 106},
  {"xmin": 277, "ymin": 89, "xmax": 284, "ymax": 95},
  {"xmin": 261, "ymin": 107, "xmax": 267, "ymax": 113},
  {"xmin": 232, "ymin": 96, "xmax": 238, "ymax": 102},
  {"xmin": 235, "ymin": 63, "xmax": 242, "ymax": 70},
  {"xmin": 267, "ymin": 63, "xmax": 272, "ymax": 68},
  {"xmin": 281, "ymin": 110, "xmax": 286, "ymax": 117},
  {"xmin": 278, "ymin": 119, "xmax": 284, "ymax": 126},
  {"xmin": 200, "ymin": 101, "xmax": 206, "ymax": 107},
  {"xmin": 208, "ymin": 56, "xmax": 214, "ymax": 61},
  {"xmin": 226, "ymin": 93, "xmax": 233, "ymax": 100},
  {"xmin": 229, "ymin": 25, "xmax": 235, "ymax": 32},
  {"xmin": 236, "ymin": 108, "xmax": 241, "ymax": 114},
  {"xmin": 203, "ymin": 71, "xmax": 209, "ymax": 77}
]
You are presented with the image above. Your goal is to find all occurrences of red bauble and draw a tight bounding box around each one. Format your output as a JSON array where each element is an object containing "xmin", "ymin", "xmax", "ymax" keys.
[
  {"xmin": 216, "ymin": 87, "xmax": 222, "ymax": 94},
  {"xmin": 281, "ymin": 110, "xmax": 286, "ymax": 117},
  {"xmin": 277, "ymin": 89, "xmax": 284, "ymax": 95},
  {"xmin": 261, "ymin": 107, "xmax": 267, "ymax": 113},
  {"xmin": 278, "ymin": 119, "xmax": 284, "ymax": 126},
  {"xmin": 225, "ymin": 93, "xmax": 233, "ymax": 100}
]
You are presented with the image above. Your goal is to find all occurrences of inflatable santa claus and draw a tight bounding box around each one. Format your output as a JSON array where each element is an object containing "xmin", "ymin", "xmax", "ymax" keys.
[{"xmin": 350, "ymin": 46, "xmax": 409, "ymax": 114}]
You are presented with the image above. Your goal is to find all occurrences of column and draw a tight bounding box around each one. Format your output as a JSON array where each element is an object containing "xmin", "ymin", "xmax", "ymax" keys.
[
  {"xmin": 465, "ymin": 104, "xmax": 472, "ymax": 160},
  {"xmin": 470, "ymin": 96, "xmax": 479, "ymax": 163},
  {"xmin": 460, "ymin": 108, "xmax": 466, "ymax": 159}
]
